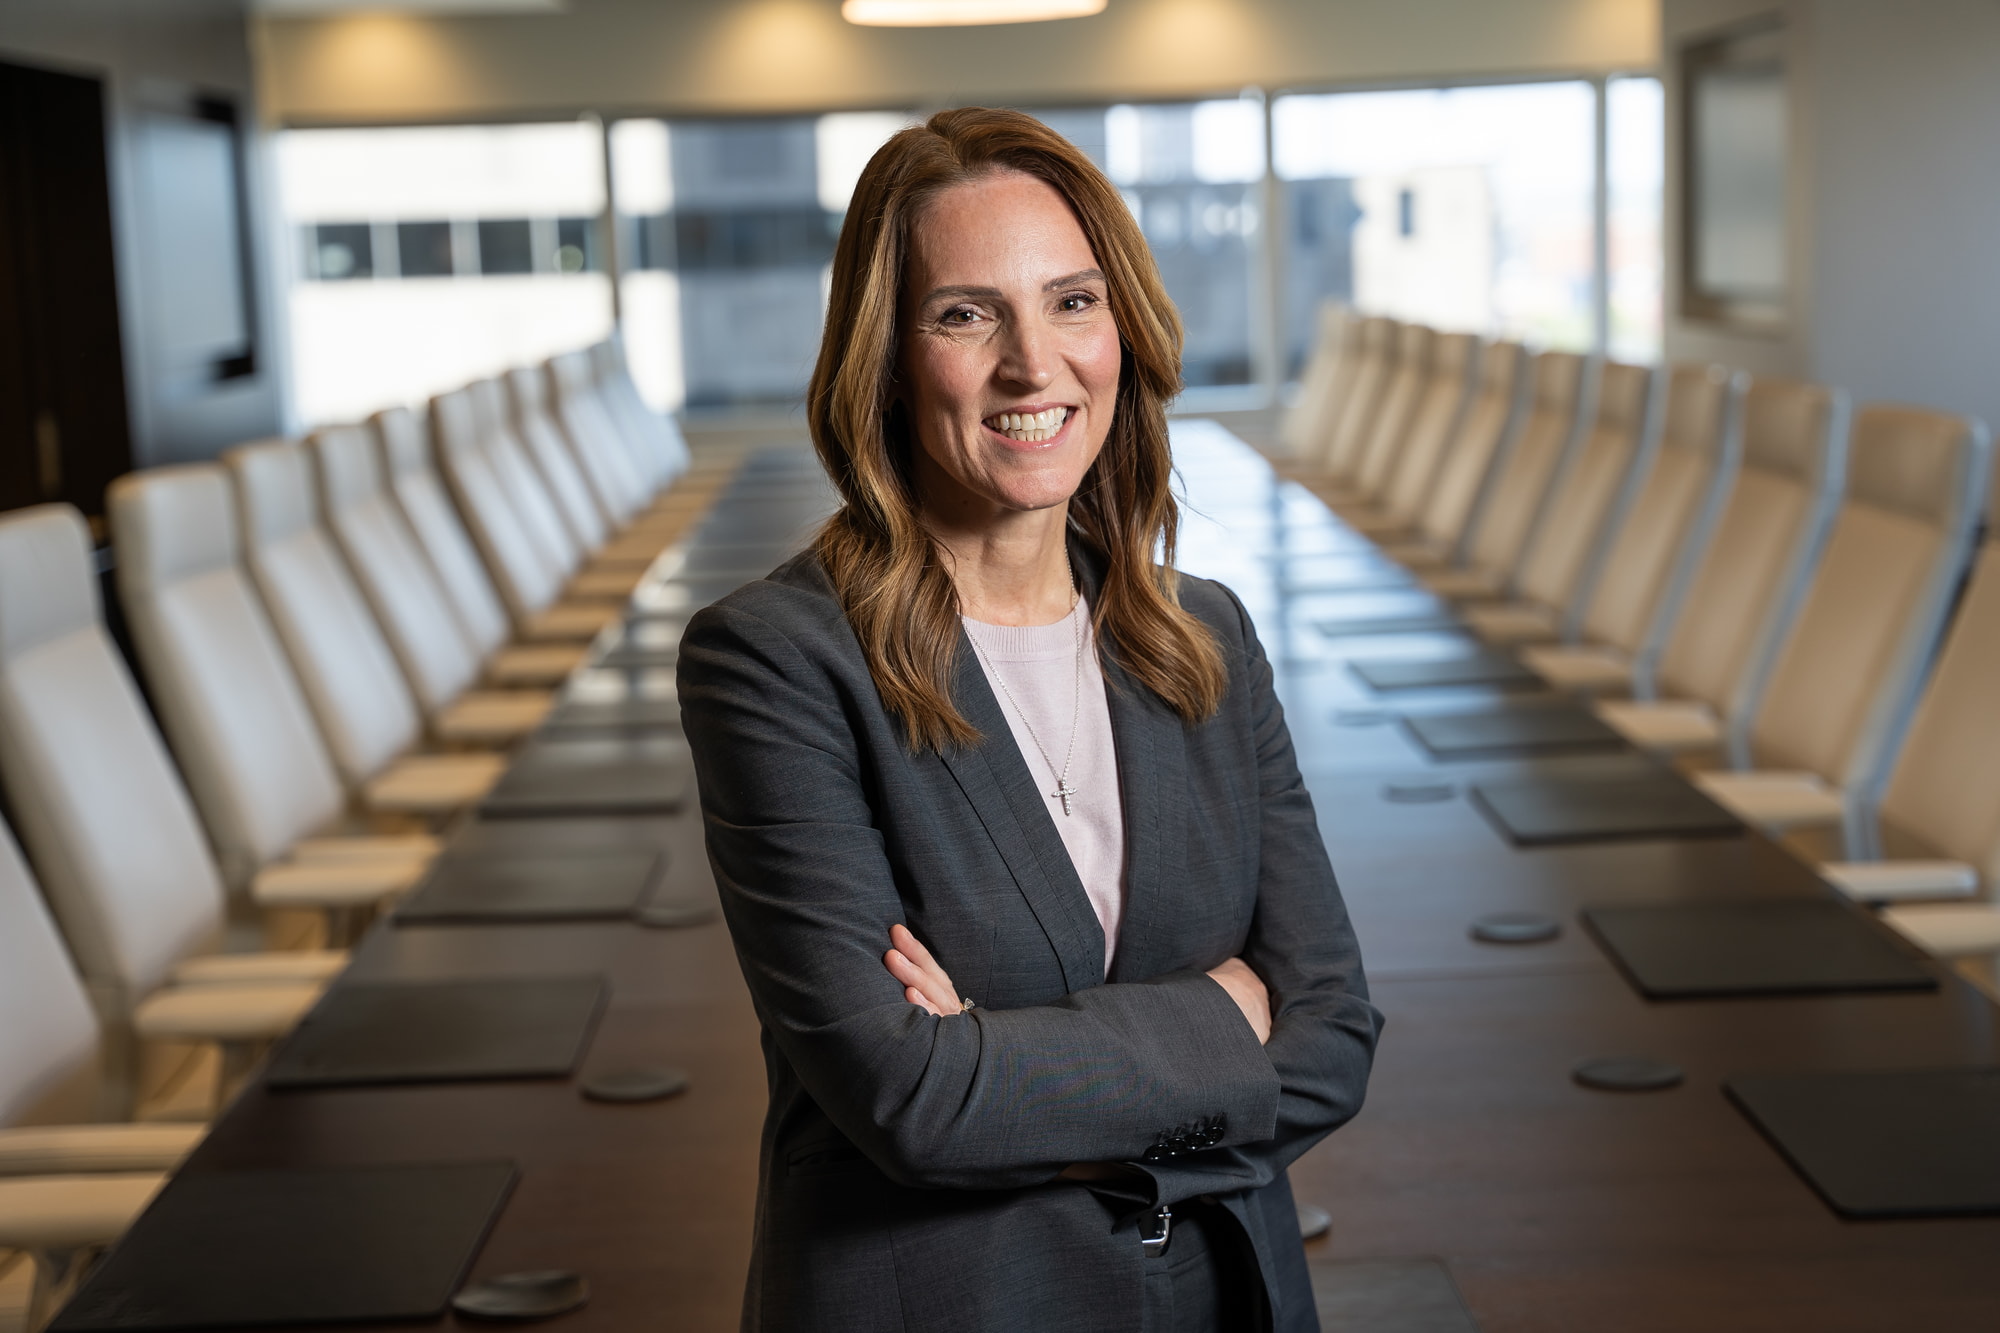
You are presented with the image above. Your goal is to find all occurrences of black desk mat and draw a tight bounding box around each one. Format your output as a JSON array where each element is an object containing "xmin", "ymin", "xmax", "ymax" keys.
[
  {"xmin": 395, "ymin": 849, "xmax": 662, "ymax": 923},
  {"xmin": 1404, "ymin": 705, "xmax": 1626, "ymax": 759},
  {"xmin": 1352, "ymin": 651, "xmax": 1542, "ymax": 691},
  {"xmin": 543, "ymin": 697, "xmax": 681, "ymax": 732},
  {"xmin": 1582, "ymin": 900, "xmax": 1936, "ymax": 999},
  {"xmin": 50, "ymin": 1161, "xmax": 516, "ymax": 1331},
  {"xmin": 1316, "ymin": 613, "xmax": 1464, "ymax": 638},
  {"xmin": 1727, "ymin": 1068, "xmax": 2000, "ymax": 1218},
  {"xmin": 265, "ymin": 976, "xmax": 606, "ymax": 1088},
  {"xmin": 480, "ymin": 735, "xmax": 693, "ymax": 816},
  {"xmin": 1471, "ymin": 772, "xmax": 1742, "ymax": 845}
]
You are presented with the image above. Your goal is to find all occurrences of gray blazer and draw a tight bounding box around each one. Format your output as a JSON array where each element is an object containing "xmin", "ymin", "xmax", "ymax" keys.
[{"xmin": 679, "ymin": 546, "xmax": 1381, "ymax": 1333}]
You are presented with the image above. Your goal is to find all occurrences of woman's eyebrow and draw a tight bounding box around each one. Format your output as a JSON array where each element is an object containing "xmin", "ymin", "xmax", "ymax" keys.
[
  {"xmin": 917, "ymin": 270, "xmax": 1106, "ymax": 307},
  {"xmin": 1044, "ymin": 268, "xmax": 1105, "ymax": 291}
]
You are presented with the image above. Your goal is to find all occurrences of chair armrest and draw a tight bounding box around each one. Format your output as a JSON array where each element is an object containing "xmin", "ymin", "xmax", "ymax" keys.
[
  {"xmin": 170, "ymin": 950, "xmax": 347, "ymax": 988},
  {"xmin": 0, "ymin": 1174, "xmax": 166, "ymax": 1250},
  {"xmin": 0, "ymin": 1125, "xmax": 203, "ymax": 1177},
  {"xmin": 1594, "ymin": 699, "xmax": 1723, "ymax": 751},
  {"xmin": 1881, "ymin": 904, "xmax": 2000, "ymax": 958},
  {"xmin": 133, "ymin": 983, "xmax": 321, "ymax": 1043},
  {"xmin": 1823, "ymin": 861, "xmax": 1981, "ymax": 903},
  {"xmin": 363, "ymin": 753, "xmax": 507, "ymax": 815},
  {"xmin": 252, "ymin": 859, "xmax": 426, "ymax": 909},
  {"xmin": 1521, "ymin": 645, "xmax": 1634, "ymax": 691},
  {"xmin": 1691, "ymin": 770, "xmax": 1847, "ymax": 829},
  {"xmin": 289, "ymin": 835, "xmax": 441, "ymax": 863}
]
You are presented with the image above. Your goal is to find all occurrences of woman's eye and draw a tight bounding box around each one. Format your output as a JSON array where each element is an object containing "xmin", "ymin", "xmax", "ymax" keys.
[
  {"xmin": 1058, "ymin": 293, "xmax": 1097, "ymax": 312},
  {"xmin": 942, "ymin": 307, "xmax": 982, "ymax": 325}
]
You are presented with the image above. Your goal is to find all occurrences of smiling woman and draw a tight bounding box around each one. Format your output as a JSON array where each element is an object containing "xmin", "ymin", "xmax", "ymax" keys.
[{"xmin": 677, "ymin": 107, "xmax": 1381, "ymax": 1333}]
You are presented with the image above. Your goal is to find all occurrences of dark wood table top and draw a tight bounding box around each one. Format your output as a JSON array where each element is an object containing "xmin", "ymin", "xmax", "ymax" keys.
[{"xmin": 97, "ymin": 434, "xmax": 2000, "ymax": 1332}]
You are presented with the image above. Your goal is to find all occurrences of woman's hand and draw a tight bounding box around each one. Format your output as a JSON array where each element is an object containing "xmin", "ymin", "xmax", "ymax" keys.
[
  {"xmin": 1206, "ymin": 957, "xmax": 1271, "ymax": 1045},
  {"xmin": 885, "ymin": 924, "xmax": 964, "ymax": 1016}
]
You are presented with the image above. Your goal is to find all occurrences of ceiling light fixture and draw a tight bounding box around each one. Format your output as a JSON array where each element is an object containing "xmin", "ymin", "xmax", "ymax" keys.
[{"xmin": 842, "ymin": 0, "xmax": 1106, "ymax": 27}]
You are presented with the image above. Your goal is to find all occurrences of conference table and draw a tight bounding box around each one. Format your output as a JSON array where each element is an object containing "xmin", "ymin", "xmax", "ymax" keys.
[{"xmin": 56, "ymin": 423, "xmax": 2000, "ymax": 1333}]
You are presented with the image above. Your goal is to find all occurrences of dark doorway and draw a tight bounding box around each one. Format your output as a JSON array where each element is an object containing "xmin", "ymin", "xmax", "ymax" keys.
[{"xmin": 0, "ymin": 57, "xmax": 134, "ymax": 525}]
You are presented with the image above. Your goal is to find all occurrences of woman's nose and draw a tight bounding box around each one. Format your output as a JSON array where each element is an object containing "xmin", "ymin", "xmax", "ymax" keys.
[{"xmin": 996, "ymin": 321, "xmax": 1058, "ymax": 390}]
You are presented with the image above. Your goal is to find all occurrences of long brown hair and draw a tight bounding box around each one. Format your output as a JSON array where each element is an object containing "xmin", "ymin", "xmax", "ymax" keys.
[{"xmin": 809, "ymin": 106, "xmax": 1225, "ymax": 752}]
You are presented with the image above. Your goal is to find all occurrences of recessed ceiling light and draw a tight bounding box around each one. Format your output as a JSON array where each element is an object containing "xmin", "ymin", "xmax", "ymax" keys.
[{"xmin": 842, "ymin": 0, "xmax": 1106, "ymax": 27}]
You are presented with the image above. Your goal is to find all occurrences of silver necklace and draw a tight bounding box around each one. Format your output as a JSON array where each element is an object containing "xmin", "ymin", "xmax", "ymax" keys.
[{"xmin": 969, "ymin": 555, "xmax": 1087, "ymax": 816}]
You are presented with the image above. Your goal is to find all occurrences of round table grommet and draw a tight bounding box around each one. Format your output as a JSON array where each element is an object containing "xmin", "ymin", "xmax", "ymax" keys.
[
  {"xmin": 1572, "ymin": 1056, "xmax": 1685, "ymax": 1093},
  {"xmin": 1470, "ymin": 912, "xmax": 1562, "ymax": 945},
  {"xmin": 580, "ymin": 1067, "xmax": 691, "ymax": 1103},
  {"xmin": 451, "ymin": 1271, "xmax": 590, "ymax": 1322}
]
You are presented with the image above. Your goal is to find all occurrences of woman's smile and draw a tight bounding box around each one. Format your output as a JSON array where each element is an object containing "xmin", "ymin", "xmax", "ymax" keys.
[{"xmin": 982, "ymin": 403, "xmax": 1075, "ymax": 448}]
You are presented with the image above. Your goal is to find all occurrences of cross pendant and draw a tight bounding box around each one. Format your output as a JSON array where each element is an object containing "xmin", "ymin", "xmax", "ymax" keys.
[{"xmin": 1052, "ymin": 778, "xmax": 1078, "ymax": 816}]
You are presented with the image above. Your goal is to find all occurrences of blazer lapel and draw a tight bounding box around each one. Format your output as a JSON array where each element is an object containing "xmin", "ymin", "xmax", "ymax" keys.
[{"xmin": 937, "ymin": 638, "xmax": 1107, "ymax": 993}]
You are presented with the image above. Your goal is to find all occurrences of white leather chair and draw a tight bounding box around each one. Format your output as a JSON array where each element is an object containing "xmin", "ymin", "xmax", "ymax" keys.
[
  {"xmin": 1399, "ymin": 350, "xmax": 1594, "ymax": 595},
  {"xmin": 430, "ymin": 387, "xmax": 620, "ymax": 642},
  {"xmin": 504, "ymin": 366, "xmax": 619, "ymax": 560},
  {"xmin": 1522, "ymin": 365, "xmax": 1744, "ymax": 691},
  {"xmin": 0, "ymin": 822, "xmax": 207, "ymax": 1331},
  {"xmin": 223, "ymin": 441, "xmax": 505, "ymax": 815},
  {"xmin": 1593, "ymin": 378, "xmax": 1847, "ymax": 751},
  {"xmin": 1316, "ymin": 323, "xmax": 1435, "ymax": 510},
  {"xmin": 1331, "ymin": 332, "xmax": 1480, "ymax": 539},
  {"xmin": 0, "ymin": 505, "xmax": 340, "ymax": 1119},
  {"xmin": 311, "ymin": 424, "xmax": 552, "ymax": 743},
  {"xmin": 1279, "ymin": 300, "xmax": 1356, "ymax": 461},
  {"xmin": 1853, "ymin": 529, "xmax": 2000, "ymax": 949},
  {"xmin": 1309, "ymin": 315, "xmax": 1400, "ymax": 480},
  {"xmin": 550, "ymin": 350, "xmax": 657, "ymax": 527},
  {"xmin": 1684, "ymin": 405, "xmax": 1990, "ymax": 831},
  {"xmin": 373, "ymin": 406, "xmax": 592, "ymax": 674},
  {"xmin": 1377, "ymin": 340, "xmax": 1530, "ymax": 563},
  {"xmin": 1455, "ymin": 361, "xmax": 1663, "ymax": 644},
  {"xmin": 466, "ymin": 377, "xmax": 616, "ymax": 598},
  {"xmin": 587, "ymin": 339, "xmax": 693, "ymax": 495}
]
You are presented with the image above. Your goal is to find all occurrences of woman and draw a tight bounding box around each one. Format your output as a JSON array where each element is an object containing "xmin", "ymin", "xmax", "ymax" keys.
[{"xmin": 679, "ymin": 107, "xmax": 1380, "ymax": 1333}]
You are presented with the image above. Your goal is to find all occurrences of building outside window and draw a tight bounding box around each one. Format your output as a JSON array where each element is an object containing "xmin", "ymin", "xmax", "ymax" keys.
[{"xmin": 276, "ymin": 121, "xmax": 613, "ymax": 428}]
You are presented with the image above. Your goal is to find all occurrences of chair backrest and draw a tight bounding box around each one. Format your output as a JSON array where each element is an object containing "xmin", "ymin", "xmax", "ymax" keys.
[
  {"xmin": 470, "ymin": 377, "xmax": 580, "ymax": 577},
  {"xmin": 1280, "ymin": 300, "xmax": 1356, "ymax": 458},
  {"xmin": 1416, "ymin": 339, "xmax": 1527, "ymax": 551},
  {"xmin": 1653, "ymin": 378, "xmax": 1845, "ymax": 711},
  {"xmin": 551, "ymin": 349, "xmax": 652, "ymax": 517},
  {"xmin": 1348, "ymin": 322, "xmax": 1436, "ymax": 501},
  {"xmin": 312, "ymin": 422, "xmax": 482, "ymax": 716},
  {"xmin": 1741, "ymin": 404, "xmax": 1990, "ymax": 799},
  {"xmin": 226, "ymin": 439, "xmax": 423, "ymax": 788},
  {"xmin": 1877, "ymin": 531, "xmax": 2000, "ymax": 878},
  {"xmin": 376, "ymin": 406, "xmax": 512, "ymax": 657},
  {"xmin": 1512, "ymin": 361, "xmax": 1661, "ymax": 623},
  {"xmin": 0, "ymin": 818, "xmax": 101, "ymax": 1127},
  {"xmin": 1316, "ymin": 315, "xmax": 1400, "ymax": 476},
  {"xmin": 589, "ymin": 339, "xmax": 689, "ymax": 483},
  {"xmin": 1462, "ymin": 350, "xmax": 1594, "ymax": 577},
  {"xmin": 1376, "ymin": 332, "xmax": 1479, "ymax": 528},
  {"xmin": 507, "ymin": 366, "xmax": 610, "ymax": 549},
  {"xmin": 110, "ymin": 466, "xmax": 347, "ymax": 892},
  {"xmin": 0, "ymin": 505, "xmax": 227, "ymax": 1014},
  {"xmin": 1580, "ymin": 364, "xmax": 1743, "ymax": 666},
  {"xmin": 431, "ymin": 386, "xmax": 564, "ymax": 625}
]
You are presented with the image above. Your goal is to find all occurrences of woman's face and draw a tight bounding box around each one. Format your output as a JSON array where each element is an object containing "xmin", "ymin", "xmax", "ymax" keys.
[{"xmin": 898, "ymin": 170, "xmax": 1122, "ymax": 524}]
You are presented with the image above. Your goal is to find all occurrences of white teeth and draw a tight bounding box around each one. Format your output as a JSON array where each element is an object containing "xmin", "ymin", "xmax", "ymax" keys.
[{"xmin": 985, "ymin": 407, "xmax": 1070, "ymax": 440}]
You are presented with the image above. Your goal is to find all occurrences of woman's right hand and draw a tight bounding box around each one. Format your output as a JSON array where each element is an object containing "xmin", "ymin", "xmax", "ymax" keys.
[{"xmin": 1206, "ymin": 957, "xmax": 1271, "ymax": 1045}]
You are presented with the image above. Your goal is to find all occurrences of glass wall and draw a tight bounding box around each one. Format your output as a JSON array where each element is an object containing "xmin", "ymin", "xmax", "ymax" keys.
[
  {"xmin": 1274, "ymin": 81, "xmax": 1600, "ymax": 370},
  {"xmin": 276, "ymin": 122, "xmax": 614, "ymax": 427}
]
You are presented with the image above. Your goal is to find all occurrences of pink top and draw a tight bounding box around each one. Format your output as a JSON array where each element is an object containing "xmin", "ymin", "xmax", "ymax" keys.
[{"xmin": 963, "ymin": 596, "xmax": 1126, "ymax": 976}]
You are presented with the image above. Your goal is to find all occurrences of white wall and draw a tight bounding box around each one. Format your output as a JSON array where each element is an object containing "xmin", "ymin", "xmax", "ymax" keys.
[
  {"xmin": 254, "ymin": 0, "xmax": 1659, "ymax": 124},
  {"xmin": 1664, "ymin": 0, "xmax": 2000, "ymax": 434},
  {"xmin": 0, "ymin": 0, "xmax": 289, "ymax": 465}
]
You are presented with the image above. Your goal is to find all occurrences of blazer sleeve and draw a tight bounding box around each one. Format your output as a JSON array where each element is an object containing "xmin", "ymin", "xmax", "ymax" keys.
[
  {"xmin": 679, "ymin": 598, "xmax": 1282, "ymax": 1193},
  {"xmin": 1132, "ymin": 585, "xmax": 1384, "ymax": 1209}
]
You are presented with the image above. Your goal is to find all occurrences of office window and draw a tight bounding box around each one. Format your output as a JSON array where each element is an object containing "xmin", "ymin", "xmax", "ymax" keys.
[
  {"xmin": 611, "ymin": 112, "xmax": 912, "ymax": 411},
  {"xmin": 1275, "ymin": 82, "xmax": 1598, "ymax": 365},
  {"xmin": 1608, "ymin": 76, "xmax": 1665, "ymax": 361},
  {"xmin": 277, "ymin": 121, "xmax": 613, "ymax": 427}
]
